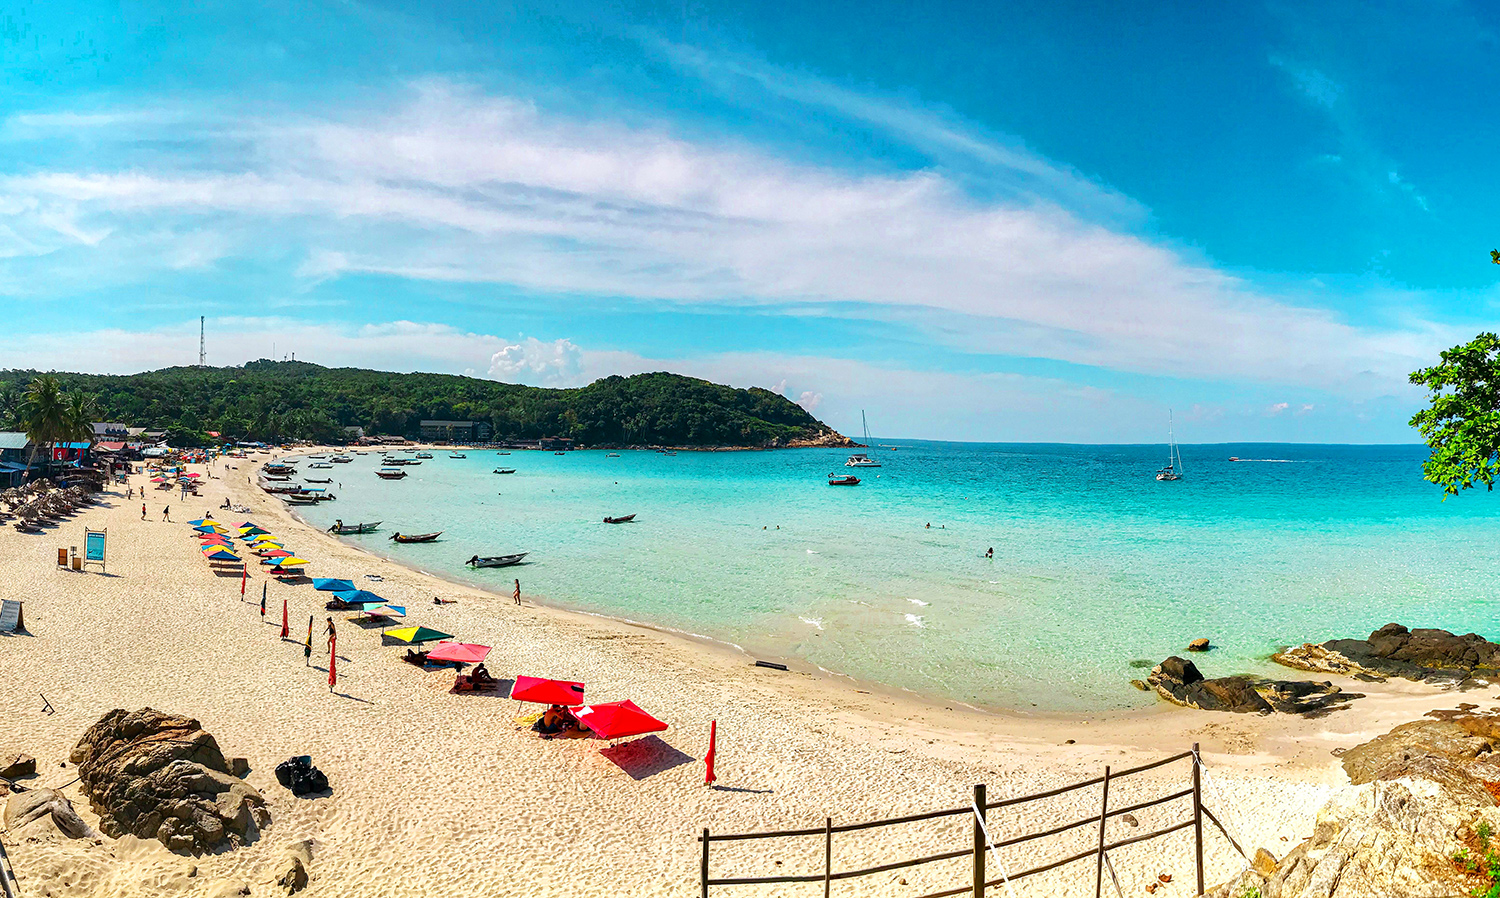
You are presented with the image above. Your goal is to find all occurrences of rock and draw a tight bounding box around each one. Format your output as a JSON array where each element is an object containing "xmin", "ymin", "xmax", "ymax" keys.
[
  {"xmin": 69, "ymin": 708, "xmax": 269, "ymax": 854},
  {"xmin": 1187, "ymin": 638, "xmax": 1210, "ymax": 652},
  {"xmin": 1251, "ymin": 847, "xmax": 1278, "ymax": 877},
  {"xmin": 4, "ymin": 788, "xmax": 100, "ymax": 840},
  {"xmin": 1145, "ymin": 657, "xmax": 1361, "ymax": 716},
  {"xmin": 1341, "ymin": 709, "xmax": 1499, "ymax": 785},
  {"xmin": 1277, "ymin": 624, "xmax": 1500, "ymax": 684},
  {"xmin": 0, "ymin": 754, "xmax": 36, "ymax": 779},
  {"xmin": 1129, "ymin": 679, "xmax": 1149, "ymax": 691},
  {"xmin": 274, "ymin": 840, "xmax": 314, "ymax": 894},
  {"xmin": 230, "ymin": 757, "xmax": 250, "ymax": 778}
]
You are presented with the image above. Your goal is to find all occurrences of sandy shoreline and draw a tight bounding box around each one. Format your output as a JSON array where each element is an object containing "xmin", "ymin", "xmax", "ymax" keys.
[{"xmin": 0, "ymin": 450, "xmax": 1491, "ymax": 897}]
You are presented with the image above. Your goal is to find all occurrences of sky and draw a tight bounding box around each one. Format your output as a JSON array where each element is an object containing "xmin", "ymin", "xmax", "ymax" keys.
[{"xmin": 1, "ymin": 1, "xmax": 1497, "ymax": 442}]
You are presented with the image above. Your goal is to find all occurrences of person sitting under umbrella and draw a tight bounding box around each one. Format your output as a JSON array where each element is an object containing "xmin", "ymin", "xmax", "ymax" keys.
[
  {"xmin": 533, "ymin": 704, "xmax": 576, "ymax": 737},
  {"xmin": 471, "ymin": 662, "xmax": 495, "ymax": 686}
]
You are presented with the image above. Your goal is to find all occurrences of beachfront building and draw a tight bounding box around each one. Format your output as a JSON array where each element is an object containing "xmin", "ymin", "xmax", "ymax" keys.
[
  {"xmin": 418, "ymin": 420, "xmax": 493, "ymax": 442},
  {"xmin": 91, "ymin": 422, "xmax": 131, "ymax": 439},
  {"xmin": 0, "ymin": 432, "xmax": 34, "ymax": 488}
]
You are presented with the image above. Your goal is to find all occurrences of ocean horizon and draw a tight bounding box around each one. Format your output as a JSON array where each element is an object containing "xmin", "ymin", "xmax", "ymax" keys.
[{"xmin": 285, "ymin": 439, "xmax": 1500, "ymax": 713}]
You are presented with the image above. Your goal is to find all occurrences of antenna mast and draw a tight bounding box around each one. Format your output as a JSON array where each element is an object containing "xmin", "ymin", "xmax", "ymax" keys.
[{"xmin": 198, "ymin": 316, "xmax": 206, "ymax": 367}]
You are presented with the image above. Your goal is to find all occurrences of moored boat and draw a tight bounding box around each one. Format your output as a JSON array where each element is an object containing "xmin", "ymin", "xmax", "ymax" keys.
[
  {"xmin": 493, "ymin": 468, "xmax": 516, "ymax": 474},
  {"xmin": 465, "ymin": 552, "xmax": 527, "ymax": 568},
  {"xmin": 329, "ymin": 521, "xmax": 382, "ymax": 534},
  {"xmin": 828, "ymin": 474, "xmax": 860, "ymax": 486},
  {"xmin": 449, "ymin": 452, "xmax": 467, "ymax": 459},
  {"xmin": 415, "ymin": 452, "xmax": 433, "ymax": 459},
  {"xmin": 390, "ymin": 531, "xmax": 443, "ymax": 543},
  {"xmin": 376, "ymin": 468, "xmax": 408, "ymax": 479},
  {"xmin": 603, "ymin": 514, "xmax": 636, "ymax": 524}
]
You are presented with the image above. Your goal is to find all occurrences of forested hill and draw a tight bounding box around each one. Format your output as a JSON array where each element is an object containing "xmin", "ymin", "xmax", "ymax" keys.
[{"xmin": 0, "ymin": 362, "xmax": 853, "ymax": 449}]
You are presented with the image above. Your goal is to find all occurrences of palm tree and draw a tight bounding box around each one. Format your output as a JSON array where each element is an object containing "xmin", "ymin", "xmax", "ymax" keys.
[
  {"xmin": 64, "ymin": 390, "xmax": 97, "ymax": 443},
  {"xmin": 19, "ymin": 375, "xmax": 67, "ymax": 473}
]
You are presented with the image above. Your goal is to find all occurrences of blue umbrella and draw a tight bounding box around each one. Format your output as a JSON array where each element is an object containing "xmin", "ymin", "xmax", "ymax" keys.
[
  {"xmin": 332, "ymin": 589, "xmax": 385, "ymax": 605},
  {"xmin": 313, "ymin": 578, "xmax": 356, "ymax": 592}
]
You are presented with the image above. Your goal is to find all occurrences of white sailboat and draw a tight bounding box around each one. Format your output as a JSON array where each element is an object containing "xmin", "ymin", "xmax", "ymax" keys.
[
  {"xmin": 1156, "ymin": 410, "xmax": 1183, "ymax": 481},
  {"xmin": 846, "ymin": 410, "xmax": 882, "ymax": 467}
]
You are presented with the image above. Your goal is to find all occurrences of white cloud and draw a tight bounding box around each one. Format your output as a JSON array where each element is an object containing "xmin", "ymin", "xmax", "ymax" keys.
[
  {"xmin": 0, "ymin": 79, "xmax": 1464, "ymax": 398},
  {"xmin": 796, "ymin": 391, "xmax": 823, "ymax": 413},
  {"xmin": 1266, "ymin": 402, "xmax": 1290, "ymax": 416},
  {"xmin": 488, "ymin": 337, "xmax": 583, "ymax": 386}
]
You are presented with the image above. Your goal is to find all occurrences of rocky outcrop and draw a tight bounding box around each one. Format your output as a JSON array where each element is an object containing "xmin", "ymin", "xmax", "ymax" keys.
[
  {"xmin": 1147, "ymin": 656, "xmax": 1360, "ymax": 715},
  {"xmin": 1274, "ymin": 623, "xmax": 1500, "ymax": 684},
  {"xmin": 1202, "ymin": 707, "xmax": 1500, "ymax": 898},
  {"xmin": 4, "ymin": 787, "xmax": 100, "ymax": 840},
  {"xmin": 69, "ymin": 708, "xmax": 269, "ymax": 854}
]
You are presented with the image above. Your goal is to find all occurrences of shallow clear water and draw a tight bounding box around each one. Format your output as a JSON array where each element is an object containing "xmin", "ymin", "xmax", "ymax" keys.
[{"xmin": 286, "ymin": 442, "xmax": 1500, "ymax": 712}]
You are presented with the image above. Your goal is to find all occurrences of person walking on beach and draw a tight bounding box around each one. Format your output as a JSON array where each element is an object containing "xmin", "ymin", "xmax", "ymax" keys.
[
  {"xmin": 162, "ymin": 506, "xmax": 171, "ymax": 522},
  {"xmin": 513, "ymin": 579, "xmax": 521, "ymax": 605},
  {"xmin": 141, "ymin": 502, "xmax": 146, "ymax": 520},
  {"xmin": 325, "ymin": 616, "xmax": 336, "ymax": 645}
]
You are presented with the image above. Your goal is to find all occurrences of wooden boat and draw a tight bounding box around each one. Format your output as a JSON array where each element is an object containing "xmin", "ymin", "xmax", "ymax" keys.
[
  {"xmin": 828, "ymin": 474, "xmax": 860, "ymax": 486},
  {"xmin": 390, "ymin": 531, "xmax": 443, "ymax": 543},
  {"xmin": 305, "ymin": 477, "xmax": 332, "ymax": 483},
  {"xmin": 553, "ymin": 452, "xmax": 566, "ymax": 456},
  {"xmin": 493, "ymin": 468, "xmax": 516, "ymax": 474},
  {"xmin": 261, "ymin": 484, "xmax": 302, "ymax": 494},
  {"xmin": 606, "ymin": 453, "xmax": 621, "ymax": 457},
  {"xmin": 376, "ymin": 468, "xmax": 407, "ymax": 479},
  {"xmin": 603, "ymin": 514, "xmax": 636, "ymax": 524},
  {"xmin": 415, "ymin": 452, "xmax": 433, "ymax": 459},
  {"xmin": 496, "ymin": 451, "xmax": 511, "ymax": 455},
  {"xmin": 331, "ymin": 456, "xmax": 352, "ymax": 463},
  {"xmin": 284, "ymin": 494, "xmax": 321, "ymax": 505},
  {"xmin": 448, "ymin": 453, "xmax": 466, "ymax": 459},
  {"xmin": 263, "ymin": 474, "xmax": 292, "ymax": 481},
  {"xmin": 329, "ymin": 521, "xmax": 382, "ymax": 534},
  {"xmin": 465, "ymin": 553, "xmax": 527, "ymax": 568}
]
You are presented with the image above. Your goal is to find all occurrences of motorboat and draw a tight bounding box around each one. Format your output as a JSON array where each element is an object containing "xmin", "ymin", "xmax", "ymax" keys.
[
  {"xmin": 828, "ymin": 474, "xmax": 860, "ymax": 486},
  {"xmin": 376, "ymin": 468, "xmax": 408, "ymax": 480},
  {"xmin": 390, "ymin": 531, "xmax": 442, "ymax": 543},
  {"xmin": 493, "ymin": 468, "xmax": 516, "ymax": 474},
  {"xmin": 466, "ymin": 553, "xmax": 528, "ymax": 568},
  {"xmin": 449, "ymin": 452, "xmax": 467, "ymax": 459},
  {"xmin": 603, "ymin": 514, "xmax": 636, "ymax": 524},
  {"xmin": 845, "ymin": 454, "xmax": 880, "ymax": 468},
  {"xmin": 329, "ymin": 521, "xmax": 382, "ymax": 534},
  {"xmin": 331, "ymin": 456, "xmax": 352, "ymax": 463},
  {"xmin": 415, "ymin": 452, "xmax": 433, "ymax": 459},
  {"xmin": 607, "ymin": 453, "xmax": 621, "ymax": 457},
  {"xmin": 309, "ymin": 462, "xmax": 334, "ymax": 469}
]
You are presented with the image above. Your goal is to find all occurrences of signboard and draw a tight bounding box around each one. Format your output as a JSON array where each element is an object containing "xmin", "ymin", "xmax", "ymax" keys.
[
  {"xmin": 0, "ymin": 600, "xmax": 22, "ymax": 634},
  {"xmin": 84, "ymin": 529, "xmax": 106, "ymax": 571}
]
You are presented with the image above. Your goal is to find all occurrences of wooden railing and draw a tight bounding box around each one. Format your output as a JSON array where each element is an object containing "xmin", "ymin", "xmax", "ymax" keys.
[{"xmin": 700, "ymin": 744, "xmax": 1240, "ymax": 897}]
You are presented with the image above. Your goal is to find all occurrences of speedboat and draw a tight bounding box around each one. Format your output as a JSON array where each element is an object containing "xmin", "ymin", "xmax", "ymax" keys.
[
  {"xmin": 376, "ymin": 468, "xmax": 408, "ymax": 480},
  {"xmin": 828, "ymin": 474, "xmax": 860, "ymax": 486},
  {"xmin": 493, "ymin": 468, "xmax": 516, "ymax": 474},
  {"xmin": 449, "ymin": 453, "xmax": 467, "ymax": 459},
  {"xmin": 466, "ymin": 553, "xmax": 528, "ymax": 568}
]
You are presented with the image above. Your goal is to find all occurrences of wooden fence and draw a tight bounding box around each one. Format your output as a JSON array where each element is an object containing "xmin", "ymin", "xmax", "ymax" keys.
[{"xmin": 699, "ymin": 744, "xmax": 1243, "ymax": 898}]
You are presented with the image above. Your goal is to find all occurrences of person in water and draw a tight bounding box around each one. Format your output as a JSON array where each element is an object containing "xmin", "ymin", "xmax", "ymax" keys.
[{"xmin": 985, "ymin": 547, "xmax": 994, "ymax": 558}]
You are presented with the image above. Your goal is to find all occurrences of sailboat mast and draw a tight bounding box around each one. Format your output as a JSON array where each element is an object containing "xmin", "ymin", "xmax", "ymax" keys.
[{"xmin": 862, "ymin": 410, "xmax": 871, "ymax": 445}]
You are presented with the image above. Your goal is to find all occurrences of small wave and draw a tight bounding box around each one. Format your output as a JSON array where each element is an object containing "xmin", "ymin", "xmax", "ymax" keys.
[
  {"xmin": 798, "ymin": 616, "xmax": 825, "ymax": 630},
  {"xmin": 806, "ymin": 549, "xmax": 820, "ymax": 554},
  {"xmin": 904, "ymin": 613, "xmax": 926, "ymax": 628},
  {"xmin": 908, "ymin": 599, "xmax": 930, "ymax": 607}
]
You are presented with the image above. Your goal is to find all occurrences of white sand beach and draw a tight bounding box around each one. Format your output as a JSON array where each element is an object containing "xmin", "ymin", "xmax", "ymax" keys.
[{"xmin": 0, "ymin": 453, "xmax": 1489, "ymax": 897}]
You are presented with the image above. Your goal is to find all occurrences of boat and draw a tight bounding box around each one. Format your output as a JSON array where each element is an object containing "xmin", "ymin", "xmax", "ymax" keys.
[
  {"xmin": 846, "ymin": 411, "xmax": 882, "ymax": 467},
  {"xmin": 606, "ymin": 453, "xmax": 620, "ymax": 458},
  {"xmin": 603, "ymin": 514, "xmax": 636, "ymax": 524},
  {"xmin": 493, "ymin": 468, "xmax": 516, "ymax": 474},
  {"xmin": 554, "ymin": 451, "xmax": 566, "ymax": 456},
  {"xmin": 284, "ymin": 494, "xmax": 321, "ymax": 505},
  {"xmin": 305, "ymin": 477, "xmax": 332, "ymax": 483},
  {"xmin": 376, "ymin": 468, "xmax": 408, "ymax": 480},
  {"xmin": 449, "ymin": 453, "xmax": 467, "ymax": 459},
  {"xmin": 828, "ymin": 474, "xmax": 860, "ymax": 486},
  {"xmin": 331, "ymin": 456, "xmax": 352, "ymax": 463},
  {"xmin": 1156, "ymin": 411, "xmax": 1184, "ymax": 482},
  {"xmin": 309, "ymin": 462, "xmax": 333, "ymax": 469},
  {"xmin": 262, "ymin": 474, "xmax": 292, "ymax": 482},
  {"xmin": 329, "ymin": 521, "xmax": 382, "ymax": 534},
  {"xmin": 1228, "ymin": 456, "xmax": 1240, "ymax": 462},
  {"xmin": 663, "ymin": 451, "xmax": 677, "ymax": 456},
  {"xmin": 390, "ymin": 531, "xmax": 442, "ymax": 543},
  {"xmin": 496, "ymin": 451, "xmax": 511, "ymax": 455},
  {"xmin": 415, "ymin": 452, "xmax": 433, "ymax": 459},
  {"xmin": 466, "ymin": 553, "xmax": 528, "ymax": 568}
]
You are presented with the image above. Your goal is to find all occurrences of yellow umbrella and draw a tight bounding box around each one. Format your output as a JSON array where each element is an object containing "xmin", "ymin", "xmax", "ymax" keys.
[
  {"xmin": 274, "ymin": 557, "xmax": 309, "ymax": 566},
  {"xmin": 249, "ymin": 534, "xmax": 281, "ymax": 544}
]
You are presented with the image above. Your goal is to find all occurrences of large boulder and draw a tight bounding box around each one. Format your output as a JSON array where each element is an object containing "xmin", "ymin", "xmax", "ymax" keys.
[
  {"xmin": 1146, "ymin": 657, "xmax": 1358, "ymax": 715},
  {"xmin": 69, "ymin": 708, "xmax": 269, "ymax": 854},
  {"xmin": 1276, "ymin": 623, "xmax": 1500, "ymax": 684}
]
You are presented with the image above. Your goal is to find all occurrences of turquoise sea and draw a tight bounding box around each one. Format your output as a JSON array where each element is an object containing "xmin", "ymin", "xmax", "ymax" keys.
[{"xmin": 287, "ymin": 442, "xmax": 1500, "ymax": 713}]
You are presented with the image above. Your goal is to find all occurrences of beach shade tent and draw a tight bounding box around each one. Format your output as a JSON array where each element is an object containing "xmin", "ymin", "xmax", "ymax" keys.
[
  {"xmin": 189, "ymin": 519, "xmax": 220, "ymax": 527},
  {"xmin": 383, "ymin": 626, "xmax": 455, "ymax": 645},
  {"xmin": 427, "ymin": 642, "xmax": 491, "ymax": 665},
  {"xmin": 239, "ymin": 528, "xmax": 271, "ymax": 539},
  {"xmin": 313, "ymin": 578, "xmax": 355, "ymax": 592},
  {"xmin": 200, "ymin": 539, "xmax": 234, "ymax": 549},
  {"xmin": 358, "ymin": 605, "xmax": 406, "ymax": 621},
  {"xmin": 273, "ymin": 557, "xmax": 309, "ymax": 566},
  {"xmin": 150, "ymin": 476, "xmax": 167, "ymax": 483},
  {"xmin": 571, "ymin": 700, "xmax": 668, "ymax": 741},
  {"xmin": 332, "ymin": 589, "xmax": 385, "ymax": 605},
  {"xmin": 204, "ymin": 549, "xmax": 241, "ymax": 562},
  {"xmin": 510, "ymin": 676, "xmax": 585, "ymax": 705},
  {"xmin": 257, "ymin": 548, "xmax": 293, "ymax": 558}
]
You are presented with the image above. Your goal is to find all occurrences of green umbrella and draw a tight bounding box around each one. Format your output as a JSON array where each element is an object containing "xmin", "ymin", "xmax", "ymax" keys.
[{"xmin": 382, "ymin": 626, "xmax": 454, "ymax": 644}]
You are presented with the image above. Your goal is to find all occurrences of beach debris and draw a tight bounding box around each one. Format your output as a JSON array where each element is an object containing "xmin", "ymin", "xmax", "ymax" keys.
[
  {"xmin": 754, "ymin": 660, "xmax": 789, "ymax": 671},
  {"xmin": 1145, "ymin": 657, "xmax": 1361, "ymax": 716},
  {"xmin": 1186, "ymin": 638, "xmax": 1210, "ymax": 652},
  {"xmin": 0, "ymin": 754, "xmax": 35, "ymax": 779},
  {"xmin": 69, "ymin": 708, "xmax": 269, "ymax": 854},
  {"xmin": 1120, "ymin": 812, "xmax": 1138, "ymax": 827},
  {"xmin": 4, "ymin": 787, "xmax": 101, "ymax": 840},
  {"xmin": 274, "ymin": 756, "xmax": 329, "ymax": 797},
  {"xmin": 1274, "ymin": 623, "xmax": 1500, "ymax": 686}
]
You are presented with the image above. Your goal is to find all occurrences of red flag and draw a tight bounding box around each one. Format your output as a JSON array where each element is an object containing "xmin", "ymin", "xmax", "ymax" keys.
[
  {"xmin": 328, "ymin": 633, "xmax": 337, "ymax": 690},
  {"xmin": 240, "ymin": 563, "xmax": 247, "ymax": 596},
  {"xmin": 705, "ymin": 719, "xmax": 718, "ymax": 785},
  {"xmin": 280, "ymin": 599, "xmax": 289, "ymax": 639}
]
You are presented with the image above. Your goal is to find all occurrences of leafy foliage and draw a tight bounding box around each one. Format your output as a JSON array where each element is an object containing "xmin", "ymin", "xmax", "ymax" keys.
[
  {"xmin": 1409, "ymin": 332, "xmax": 1500, "ymax": 495},
  {"xmin": 0, "ymin": 363, "xmax": 839, "ymax": 448}
]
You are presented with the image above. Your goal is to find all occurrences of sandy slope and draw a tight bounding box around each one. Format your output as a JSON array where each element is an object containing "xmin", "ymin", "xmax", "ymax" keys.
[{"xmin": 0, "ymin": 452, "xmax": 1489, "ymax": 897}]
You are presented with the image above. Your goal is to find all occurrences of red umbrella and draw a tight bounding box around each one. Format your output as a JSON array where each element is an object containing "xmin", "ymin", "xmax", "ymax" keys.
[
  {"xmin": 260, "ymin": 548, "xmax": 294, "ymax": 558},
  {"xmin": 426, "ymin": 642, "xmax": 491, "ymax": 664},
  {"xmin": 510, "ymin": 675, "xmax": 585, "ymax": 705},
  {"xmin": 571, "ymin": 700, "xmax": 668, "ymax": 740}
]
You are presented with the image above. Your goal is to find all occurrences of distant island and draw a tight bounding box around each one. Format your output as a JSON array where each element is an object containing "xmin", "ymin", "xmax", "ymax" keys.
[{"xmin": 0, "ymin": 361, "xmax": 855, "ymax": 449}]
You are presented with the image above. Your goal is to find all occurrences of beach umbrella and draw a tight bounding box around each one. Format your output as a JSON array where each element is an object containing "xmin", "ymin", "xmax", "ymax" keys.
[
  {"xmin": 273, "ymin": 556, "xmax": 308, "ymax": 566},
  {"xmin": 204, "ymin": 549, "xmax": 241, "ymax": 562},
  {"xmin": 151, "ymin": 476, "xmax": 166, "ymax": 483},
  {"xmin": 332, "ymin": 589, "xmax": 385, "ymax": 605},
  {"xmin": 359, "ymin": 605, "xmax": 406, "ymax": 620},
  {"xmin": 259, "ymin": 548, "xmax": 293, "ymax": 558},
  {"xmin": 510, "ymin": 675, "xmax": 585, "ymax": 705},
  {"xmin": 200, "ymin": 540, "xmax": 234, "ymax": 550},
  {"xmin": 705, "ymin": 720, "xmax": 717, "ymax": 784},
  {"xmin": 313, "ymin": 578, "xmax": 356, "ymax": 592},
  {"xmin": 188, "ymin": 518, "xmax": 217, "ymax": 527},
  {"xmin": 382, "ymin": 626, "xmax": 454, "ymax": 645},
  {"xmin": 183, "ymin": 472, "xmax": 200, "ymax": 478},
  {"xmin": 571, "ymin": 700, "xmax": 668, "ymax": 741},
  {"xmin": 427, "ymin": 642, "xmax": 490, "ymax": 664}
]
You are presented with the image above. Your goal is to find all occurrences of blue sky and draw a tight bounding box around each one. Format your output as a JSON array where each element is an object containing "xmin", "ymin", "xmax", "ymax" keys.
[{"xmin": 1, "ymin": 1, "xmax": 1497, "ymax": 441}]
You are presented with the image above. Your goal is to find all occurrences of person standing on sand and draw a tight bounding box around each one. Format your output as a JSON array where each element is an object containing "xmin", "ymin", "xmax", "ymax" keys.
[
  {"xmin": 325, "ymin": 617, "xmax": 335, "ymax": 645},
  {"xmin": 513, "ymin": 579, "xmax": 521, "ymax": 605},
  {"xmin": 141, "ymin": 502, "xmax": 146, "ymax": 520},
  {"xmin": 162, "ymin": 506, "xmax": 170, "ymax": 522}
]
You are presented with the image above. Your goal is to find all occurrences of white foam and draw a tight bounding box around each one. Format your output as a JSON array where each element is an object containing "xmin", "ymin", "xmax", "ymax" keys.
[
  {"xmin": 907, "ymin": 599, "xmax": 930, "ymax": 607},
  {"xmin": 798, "ymin": 616, "xmax": 824, "ymax": 630},
  {"xmin": 904, "ymin": 613, "xmax": 925, "ymax": 628}
]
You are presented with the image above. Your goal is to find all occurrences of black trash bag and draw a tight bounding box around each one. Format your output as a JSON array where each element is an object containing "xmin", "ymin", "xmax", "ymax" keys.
[{"xmin": 274, "ymin": 755, "xmax": 329, "ymax": 796}]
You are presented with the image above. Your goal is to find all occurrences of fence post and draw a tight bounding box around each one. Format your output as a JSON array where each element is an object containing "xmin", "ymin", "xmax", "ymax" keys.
[
  {"xmin": 824, "ymin": 817, "xmax": 833, "ymax": 898},
  {"xmin": 972, "ymin": 783, "xmax": 986, "ymax": 898},
  {"xmin": 1192, "ymin": 743, "xmax": 1205, "ymax": 896},
  {"xmin": 1094, "ymin": 766, "xmax": 1111, "ymax": 898},
  {"xmin": 701, "ymin": 828, "xmax": 710, "ymax": 898}
]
